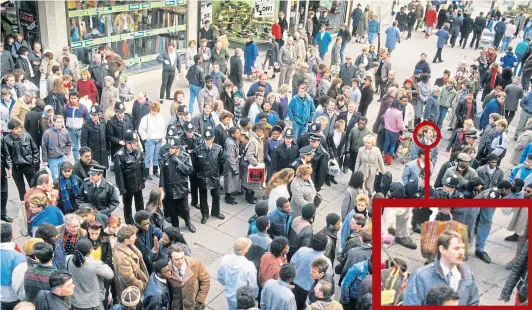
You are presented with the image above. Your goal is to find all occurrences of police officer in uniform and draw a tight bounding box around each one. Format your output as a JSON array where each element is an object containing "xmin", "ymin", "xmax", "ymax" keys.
[
  {"xmin": 159, "ymin": 136, "xmax": 196, "ymax": 233},
  {"xmin": 271, "ymin": 128, "xmax": 299, "ymax": 173},
  {"xmin": 191, "ymin": 127, "xmax": 226, "ymax": 224},
  {"xmin": 180, "ymin": 121, "xmax": 203, "ymax": 208},
  {"xmin": 308, "ymin": 133, "xmax": 329, "ymax": 191},
  {"xmin": 297, "ymin": 122, "xmax": 323, "ymax": 148},
  {"xmin": 406, "ymin": 169, "xmax": 435, "ymax": 233},
  {"xmin": 114, "ymin": 130, "xmax": 146, "ymax": 224},
  {"xmin": 289, "ymin": 145, "xmax": 314, "ymax": 172},
  {"xmin": 106, "ymin": 101, "xmax": 134, "ymax": 166},
  {"xmin": 431, "ymin": 174, "xmax": 465, "ymax": 199},
  {"xmin": 169, "ymin": 105, "xmax": 190, "ymax": 136},
  {"xmin": 81, "ymin": 104, "xmax": 109, "ymax": 171},
  {"xmin": 76, "ymin": 164, "xmax": 119, "ymax": 223}
]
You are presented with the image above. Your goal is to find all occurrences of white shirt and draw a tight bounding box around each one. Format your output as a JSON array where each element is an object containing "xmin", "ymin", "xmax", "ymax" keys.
[
  {"xmin": 173, "ymin": 261, "xmax": 187, "ymax": 278},
  {"xmin": 440, "ymin": 261, "xmax": 461, "ymax": 292},
  {"xmin": 333, "ymin": 130, "xmax": 342, "ymax": 147},
  {"xmin": 169, "ymin": 51, "xmax": 177, "ymax": 67}
]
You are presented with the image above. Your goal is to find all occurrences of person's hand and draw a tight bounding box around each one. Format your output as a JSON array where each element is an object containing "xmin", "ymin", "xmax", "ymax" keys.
[
  {"xmin": 114, "ymin": 71, "xmax": 119, "ymax": 77},
  {"xmin": 164, "ymin": 60, "xmax": 170, "ymax": 65},
  {"xmin": 153, "ymin": 236, "xmax": 159, "ymax": 252},
  {"xmin": 119, "ymin": 141, "xmax": 125, "ymax": 146},
  {"xmin": 7, "ymin": 170, "xmax": 12, "ymax": 178},
  {"xmin": 43, "ymin": 162, "xmax": 48, "ymax": 166}
]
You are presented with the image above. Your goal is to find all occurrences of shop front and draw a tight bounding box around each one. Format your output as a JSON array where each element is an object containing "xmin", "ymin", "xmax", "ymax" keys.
[
  {"xmin": 288, "ymin": 0, "xmax": 349, "ymax": 33},
  {"xmin": 1, "ymin": 0, "xmax": 41, "ymax": 48},
  {"xmin": 65, "ymin": 0, "xmax": 188, "ymax": 74}
]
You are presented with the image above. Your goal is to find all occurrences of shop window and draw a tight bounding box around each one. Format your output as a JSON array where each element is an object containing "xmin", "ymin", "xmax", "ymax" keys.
[
  {"xmin": 1, "ymin": 0, "xmax": 40, "ymax": 48},
  {"xmin": 66, "ymin": 0, "xmax": 187, "ymax": 74}
]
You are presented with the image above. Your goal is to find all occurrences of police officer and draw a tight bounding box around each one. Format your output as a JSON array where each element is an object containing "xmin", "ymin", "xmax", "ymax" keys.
[
  {"xmin": 289, "ymin": 145, "xmax": 314, "ymax": 171},
  {"xmin": 308, "ymin": 133, "xmax": 329, "ymax": 191},
  {"xmin": 191, "ymin": 127, "xmax": 226, "ymax": 224},
  {"xmin": 432, "ymin": 174, "xmax": 465, "ymax": 199},
  {"xmin": 406, "ymin": 169, "xmax": 435, "ymax": 233},
  {"xmin": 81, "ymin": 104, "xmax": 109, "ymax": 171},
  {"xmin": 106, "ymin": 101, "xmax": 134, "ymax": 164},
  {"xmin": 159, "ymin": 136, "xmax": 196, "ymax": 233},
  {"xmin": 180, "ymin": 121, "xmax": 203, "ymax": 208},
  {"xmin": 76, "ymin": 164, "xmax": 119, "ymax": 223},
  {"xmin": 297, "ymin": 122, "xmax": 321, "ymax": 148},
  {"xmin": 114, "ymin": 130, "xmax": 146, "ymax": 224},
  {"xmin": 271, "ymin": 127, "xmax": 299, "ymax": 173},
  {"xmin": 159, "ymin": 125, "xmax": 180, "ymax": 165},
  {"xmin": 169, "ymin": 105, "xmax": 190, "ymax": 136}
]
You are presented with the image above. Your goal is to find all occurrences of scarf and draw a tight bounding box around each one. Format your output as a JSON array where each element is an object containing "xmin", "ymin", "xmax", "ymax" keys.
[
  {"xmin": 59, "ymin": 175, "xmax": 79, "ymax": 213},
  {"xmin": 489, "ymin": 68, "xmax": 499, "ymax": 89}
]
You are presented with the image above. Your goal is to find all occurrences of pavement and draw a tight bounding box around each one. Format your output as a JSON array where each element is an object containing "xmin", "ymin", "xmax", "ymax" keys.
[{"xmin": 3, "ymin": 3, "xmax": 524, "ymax": 306}]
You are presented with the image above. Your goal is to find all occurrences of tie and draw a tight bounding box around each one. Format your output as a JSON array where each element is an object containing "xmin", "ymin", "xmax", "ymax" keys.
[
  {"xmin": 446, "ymin": 271, "xmax": 454, "ymax": 290},
  {"xmin": 178, "ymin": 269, "xmax": 183, "ymax": 277}
]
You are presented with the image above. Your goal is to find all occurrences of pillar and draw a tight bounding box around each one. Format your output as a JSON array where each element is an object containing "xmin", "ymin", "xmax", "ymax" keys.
[
  {"xmin": 38, "ymin": 1, "xmax": 69, "ymax": 55},
  {"xmin": 188, "ymin": 1, "xmax": 199, "ymax": 42}
]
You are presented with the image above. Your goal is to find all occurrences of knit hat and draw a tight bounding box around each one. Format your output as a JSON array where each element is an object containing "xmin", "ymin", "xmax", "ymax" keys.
[
  {"xmin": 234, "ymin": 237, "xmax": 252, "ymax": 255},
  {"xmin": 121, "ymin": 286, "xmax": 141, "ymax": 307},
  {"xmin": 23, "ymin": 238, "xmax": 44, "ymax": 255}
]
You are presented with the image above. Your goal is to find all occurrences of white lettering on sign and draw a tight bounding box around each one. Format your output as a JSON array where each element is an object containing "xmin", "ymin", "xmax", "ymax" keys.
[{"xmin": 255, "ymin": 0, "xmax": 274, "ymax": 18}]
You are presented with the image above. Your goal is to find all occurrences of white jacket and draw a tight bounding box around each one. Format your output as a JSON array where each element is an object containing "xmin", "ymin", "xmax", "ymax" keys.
[
  {"xmin": 268, "ymin": 184, "xmax": 290, "ymax": 213},
  {"xmin": 404, "ymin": 102, "xmax": 415, "ymax": 130},
  {"xmin": 138, "ymin": 113, "xmax": 166, "ymax": 141}
]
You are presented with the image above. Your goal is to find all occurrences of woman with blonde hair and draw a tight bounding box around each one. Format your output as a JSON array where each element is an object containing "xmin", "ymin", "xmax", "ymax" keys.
[
  {"xmin": 267, "ymin": 168, "xmax": 295, "ymax": 212},
  {"xmin": 355, "ymin": 134, "xmax": 385, "ymax": 195},
  {"xmin": 100, "ymin": 75, "xmax": 119, "ymax": 112},
  {"xmin": 45, "ymin": 78, "xmax": 68, "ymax": 115},
  {"xmin": 290, "ymin": 164, "xmax": 317, "ymax": 217},
  {"xmin": 76, "ymin": 69, "xmax": 98, "ymax": 104},
  {"xmin": 138, "ymin": 101, "xmax": 165, "ymax": 179}
]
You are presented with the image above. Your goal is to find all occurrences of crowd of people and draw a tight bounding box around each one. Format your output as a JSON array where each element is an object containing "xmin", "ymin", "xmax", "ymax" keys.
[{"xmin": 0, "ymin": 0, "xmax": 530, "ymax": 309}]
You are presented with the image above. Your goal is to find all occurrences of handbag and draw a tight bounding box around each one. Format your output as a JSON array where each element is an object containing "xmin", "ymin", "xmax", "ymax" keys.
[
  {"xmin": 247, "ymin": 163, "xmax": 265, "ymax": 183},
  {"xmin": 273, "ymin": 62, "xmax": 281, "ymax": 72},
  {"xmin": 420, "ymin": 220, "xmax": 469, "ymax": 260},
  {"xmin": 331, "ymin": 64, "xmax": 340, "ymax": 76},
  {"xmin": 328, "ymin": 159, "xmax": 340, "ymax": 176},
  {"xmin": 18, "ymin": 201, "xmax": 28, "ymax": 237},
  {"xmin": 381, "ymin": 267, "xmax": 399, "ymax": 305}
]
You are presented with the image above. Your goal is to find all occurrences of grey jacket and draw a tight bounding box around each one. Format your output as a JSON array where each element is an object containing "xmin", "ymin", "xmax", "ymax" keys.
[
  {"xmin": 41, "ymin": 127, "xmax": 72, "ymax": 162},
  {"xmin": 66, "ymin": 255, "xmax": 114, "ymax": 308},
  {"xmin": 279, "ymin": 45, "xmax": 296, "ymax": 66},
  {"xmin": 504, "ymin": 83, "xmax": 524, "ymax": 111},
  {"xmin": 260, "ymin": 279, "xmax": 297, "ymax": 310},
  {"xmin": 475, "ymin": 165, "xmax": 504, "ymax": 189},
  {"xmin": 404, "ymin": 259, "xmax": 480, "ymax": 305},
  {"xmin": 1, "ymin": 51, "xmax": 15, "ymax": 77},
  {"xmin": 331, "ymin": 44, "xmax": 341, "ymax": 66}
]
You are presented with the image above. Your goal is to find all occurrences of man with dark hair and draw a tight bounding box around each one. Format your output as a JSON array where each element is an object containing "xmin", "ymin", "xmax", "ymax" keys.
[
  {"xmin": 259, "ymin": 236, "xmax": 289, "ymax": 289},
  {"xmin": 157, "ymin": 42, "xmax": 182, "ymax": 100},
  {"xmin": 237, "ymin": 285, "xmax": 259, "ymax": 309},
  {"xmin": 404, "ymin": 231, "xmax": 479, "ymax": 305},
  {"xmin": 106, "ymin": 101, "xmax": 134, "ymax": 163},
  {"xmin": 425, "ymin": 285, "xmax": 460, "ymax": 305},
  {"xmin": 186, "ymin": 54, "xmax": 205, "ymax": 114},
  {"xmin": 306, "ymin": 257, "xmax": 335, "ymax": 305},
  {"xmin": 320, "ymin": 213, "xmax": 341, "ymax": 263},
  {"xmin": 34, "ymin": 224, "xmax": 58, "ymax": 248},
  {"xmin": 24, "ymin": 242, "xmax": 57, "ymax": 303},
  {"xmin": 260, "ymin": 263, "xmax": 297, "ymax": 310},
  {"xmin": 268, "ymin": 197, "xmax": 294, "ymax": 239},
  {"xmin": 134, "ymin": 210, "xmax": 163, "ymax": 274},
  {"xmin": 34, "ymin": 271, "xmax": 74, "ymax": 310},
  {"xmin": 0, "ymin": 223, "xmax": 26, "ymax": 310},
  {"xmin": 143, "ymin": 260, "xmax": 171, "ymax": 310},
  {"xmin": 308, "ymin": 279, "xmax": 342, "ymax": 309},
  {"xmin": 245, "ymin": 216, "xmax": 272, "ymax": 270},
  {"xmin": 475, "ymin": 154, "xmax": 504, "ymax": 189},
  {"xmin": 287, "ymin": 203, "xmax": 316, "ymax": 260},
  {"xmin": 290, "ymin": 232, "xmax": 333, "ymax": 310},
  {"xmin": 41, "ymin": 115, "xmax": 72, "ymax": 180},
  {"xmin": 73, "ymin": 147, "xmax": 99, "ymax": 180},
  {"xmin": 76, "ymin": 164, "xmax": 119, "ymax": 223}
]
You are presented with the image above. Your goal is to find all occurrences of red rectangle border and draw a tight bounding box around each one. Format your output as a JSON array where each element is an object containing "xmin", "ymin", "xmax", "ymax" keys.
[{"xmin": 371, "ymin": 198, "xmax": 531, "ymax": 309}]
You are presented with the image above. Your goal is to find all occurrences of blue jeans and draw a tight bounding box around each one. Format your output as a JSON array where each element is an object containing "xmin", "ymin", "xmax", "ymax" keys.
[
  {"xmin": 472, "ymin": 207, "xmax": 495, "ymax": 252},
  {"xmin": 68, "ymin": 128, "xmax": 81, "ymax": 160},
  {"xmin": 522, "ymin": 73, "xmax": 531, "ymax": 91},
  {"xmin": 319, "ymin": 53, "xmax": 326, "ymax": 60},
  {"xmin": 368, "ymin": 33, "xmax": 377, "ymax": 44},
  {"xmin": 48, "ymin": 156, "xmax": 65, "ymax": 180},
  {"xmin": 292, "ymin": 122, "xmax": 308, "ymax": 141},
  {"xmin": 189, "ymin": 84, "xmax": 201, "ymax": 114},
  {"xmin": 451, "ymin": 208, "xmax": 478, "ymax": 242},
  {"xmin": 144, "ymin": 139, "xmax": 162, "ymax": 168},
  {"xmin": 501, "ymin": 36, "xmax": 511, "ymax": 51},
  {"xmin": 514, "ymin": 54, "xmax": 524, "ymax": 76},
  {"xmin": 383, "ymin": 129, "xmax": 399, "ymax": 155},
  {"xmin": 436, "ymin": 106, "xmax": 449, "ymax": 128},
  {"xmin": 340, "ymin": 42, "xmax": 347, "ymax": 64},
  {"xmin": 524, "ymin": 27, "xmax": 532, "ymax": 41}
]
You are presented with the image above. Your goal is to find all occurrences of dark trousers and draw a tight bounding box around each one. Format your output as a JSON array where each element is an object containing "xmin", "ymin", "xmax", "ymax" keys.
[
  {"xmin": 12, "ymin": 165, "xmax": 35, "ymax": 200},
  {"xmin": 292, "ymin": 284, "xmax": 309, "ymax": 310},
  {"xmin": 503, "ymin": 110, "xmax": 516, "ymax": 126},
  {"xmin": 1, "ymin": 300, "xmax": 19, "ymax": 310},
  {"xmin": 433, "ymin": 47, "xmax": 443, "ymax": 62},
  {"xmin": 407, "ymin": 24, "xmax": 414, "ymax": 38},
  {"xmin": 470, "ymin": 31, "xmax": 482, "ymax": 48},
  {"xmin": 460, "ymin": 34, "xmax": 470, "ymax": 48},
  {"xmin": 379, "ymin": 80, "xmax": 387, "ymax": 99},
  {"xmin": 160, "ymin": 69, "xmax": 176, "ymax": 98},
  {"xmin": 189, "ymin": 174, "xmax": 199, "ymax": 205},
  {"xmin": 494, "ymin": 32, "xmax": 503, "ymax": 49},
  {"xmin": 123, "ymin": 190, "xmax": 144, "ymax": 224},
  {"xmin": 450, "ymin": 35, "xmax": 458, "ymax": 47},
  {"xmin": 199, "ymin": 186, "xmax": 220, "ymax": 217},
  {"xmin": 165, "ymin": 197, "xmax": 191, "ymax": 228},
  {"xmin": 1, "ymin": 175, "xmax": 7, "ymax": 217}
]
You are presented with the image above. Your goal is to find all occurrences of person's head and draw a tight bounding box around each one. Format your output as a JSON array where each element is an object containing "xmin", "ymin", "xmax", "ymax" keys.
[
  {"xmin": 1, "ymin": 223, "xmax": 13, "ymax": 243},
  {"xmin": 309, "ymin": 257, "xmax": 329, "ymax": 281},
  {"xmin": 153, "ymin": 259, "xmax": 171, "ymax": 279},
  {"xmin": 495, "ymin": 119, "xmax": 507, "ymax": 132},
  {"xmin": 28, "ymin": 193, "xmax": 47, "ymax": 215},
  {"xmin": 524, "ymin": 183, "xmax": 532, "ymax": 198},
  {"xmin": 496, "ymin": 91, "xmax": 507, "ymax": 104},
  {"xmin": 49, "ymin": 271, "xmax": 75, "ymax": 297},
  {"xmin": 87, "ymin": 220, "xmax": 103, "ymax": 242},
  {"xmin": 350, "ymin": 213, "xmax": 366, "ymax": 231},
  {"xmin": 149, "ymin": 101, "xmax": 160, "ymax": 116},
  {"xmin": 437, "ymin": 231, "xmax": 465, "ymax": 267},
  {"xmin": 525, "ymin": 154, "xmax": 532, "ymax": 169},
  {"xmin": 53, "ymin": 115, "xmax": 64, "ymax": 129},
  {"xmin": 63, "ymin": 214, "xmax": 82, "ymax": 235},
  {"xmin": 36, "ymin": 174, "xmax": 53, "ymax": 192},
  {"xmin": 296, "ymin": 163, "xmax": 313, "ymax": 181},
  {"xmin": 270, "ymin": 236, "xmax": 289, "ymax": 258},
  {"xmin": 363, "ymin": 134, "xmax": 376, "ymax": 149},
  {"xmin": 72, "ymin": 238, "xmax": 92, "ymax": 267},
  {"xmin": 279, "ymin": 263, "xmax": 296, "ymax": 284},
  {"xmin": 310, "ymin": 232, "xmax": 328, "ymax": 251},
  {"xmin": 426, "ymin": 285, "xmax": 461, "ymax": 305},
  {"xmin": 34, "ymin": 224, "xmax": 58, "ymax": 246},
  {"xmin": 168, "ymin": 243, "xmax": 187, "ymax": 269},
  {"xmin": 117, "ymin": 225, "xmax": 138, "ymax": 246},
  {"xmin": 357, "ymin": 116, "xmax": 368, "ymax": 130},
  {"xmin": 359, "ymin": 228, "xmax": 372, "ymax": 244},
  {"xmin": 314, "ymin": 279, "xmax": 335, "ymax": 299},
  {"xmin": 234, "ymin": 237, "xmax": 252, "ymax": 256},
  {"xmin": 203, "ymin": 101, "xmax": 213, "ymax": 115},
  {"xmin": 484, "ymin": 153, "xmax": 499, "ymax": 170},
  {"xmin": 255, "ymin": 216, "xmax": 270, "ymax": 233},
  {"xmin": 325, "ymin": 213, "xmax": 341, "ymax": 232},
  {"xmin": 8, "ymin": 119, "xmax": 22, "ymax": 135},
  {"xmin": 356, "ymin": 194, "xmax": 369, "ymax": 213},
  {"xmin": 276, "ymin": 197, "xmax": 291, "ymax": 214},
  {"xmin": 236, "ymin": 285, "xmax": 257, "ymax": 309},
  {"xmin": 134, "ymin": 210, "xmax": 151, "ymax": 231},
  {"xmin": 33, "ymin": 242, "xmax": 54, "ymax": 265},
  {"xmin": 421, "ymin": 125, "xmax": 435, "ymax": 140},
  {"xmin": 78, "ymin": 147, "xmax": 92, "ymax": 165}
]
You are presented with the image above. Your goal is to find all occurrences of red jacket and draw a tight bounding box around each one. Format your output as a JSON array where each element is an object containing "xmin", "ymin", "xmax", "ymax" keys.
[
  {"xmin": 77, "ymin": 79, "xmax": 98, "ymax": 104},
  {"xmin": 272, "ymin": 23, "xmax": 282, "ymax": 40},
  {"xmin": 425, "ymin": 9, "xmax": 437, "ymax": 27}
]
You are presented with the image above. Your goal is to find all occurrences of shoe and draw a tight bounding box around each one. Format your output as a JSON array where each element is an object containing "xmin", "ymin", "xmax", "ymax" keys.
[
  {"xmin": 505, "ymin": 233, "xmax": 519, "ymax": 242},
  {"xmin": 412, "ymin": 223, "xmax": 421, "ymax": 234},
  {"xmin": 225, "ymin": 198, "xmax": 238, "ymax": 205},
  {"xmin": 271, "ymin": 74, "xmax": 276, "ymax": 79},
  {"xmin": 186, "ymin": 223, "xmax": 197, "ymax": 233},
  {"xmin": 201, "ymin": 215, "xmax": 208, "ymax": 224},
  {"xmin": 213, "ymin": 213, "xmax": 226, "ymax": 220},
  {"xmin": 439, "ymin": 60, "xmax": 444, "ymax": 63},
  {"xmin": 1, "ymin": 215, "xmax": 13, "ymax": 223},
  {"xmin": 153, "ymin": 166, "xmax": 160, "ymax": 178},
  {"xmin": 144, "ymin": 168, "xmax": 152, "ymax": 180},
  {"xmin": 388, "ymin": 227, "xmax": 396, "ymax": 236},
  {"xmin": 395, "ymin": 237, "xmax": 417, "ymax": 249},
  {"xmin": 475, "ymin": 251, "xmax": 491, "ymax": 263},
  {"xmin": 330, "ymin": 177, "xmax": 337, "ymax": 185},
  {"xmin": 165, "ymin": 96, "xmax": 172, "ymax": 100},
  {"xmin": 513, "ymin": 136, "xmax": 518, "ymax": 141},
  {"xmin": 325, "ymin": 178, "xmax": 331, "ymax": 186},
  {"xmin": 191, "ymin": 202, "xmax": 200, "ymax": 209}
]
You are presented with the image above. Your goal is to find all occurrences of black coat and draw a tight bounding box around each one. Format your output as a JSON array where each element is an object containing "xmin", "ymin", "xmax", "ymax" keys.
[
  {"xmin": 407, "ymin": 12, "xmax": 417, "ymax": 25},
  {"xmin": 81, "ymin": 118, "xmax": 109, "ymax": 168},
  {"xmin": 131, "ymin": 99, "xmax": 151, "ymax": 130},
  {"xmin": 24, "ymin": 106, "xmax": 44, "ymax": 148},
  {"xmin": 270, "ymin": 142, "xmax": 299, "ymax": 173},
  {"xmin": 338, "ymin": 111, "xmax": 361, "ymax": 137},
  {"xmin": 473, "ymin": 16, "xmax": 487, "ymax": 33},
  {"xmin": 326, "ymin": 131, "xmax": 346, "ymax": 161},
  {"xmin": 73, "ymin": 159, "xmax": 99, "ymax": 180},
  {"xmin": 159, "ymin": 151, "xmax": 193, "ymax": 199},
  {"xmin": 1, "ymin": 136, "xmax": 12, "ymax": 178},
  {"xmin": 214, "ymin": 124, "xmax": 228, "ymax": 150},
  {"xmin": 88, "ymin": 63, "xmax": 109, "ymax": 89},
  {"xmin": 45, "ymin": 92, "xmax": 67, "ymax": 117},
  {"xmin": 114, "ymin": 146, "xmax": 145, "ymax": 195},
  {"xmin": 192, "ymin": 113, "xmax": 216, "ymax": 136},
  {"xmin": 220, "ymin": 91, "xmax": 235, "ymax": 114},
  {"xmin": 75, "ymin": 177, "xmax": 120, "ymax": 215},
  {"xmin": 461, "ymin": 15, "xmax": 474, "ymax": 36},
  {"xmin": 455, "ymin": 98, "xmax": 477, "ymax": 126},
  {"xmin": 229, "ymin": 55, "xmax": 243, "ymax": 89},
  {"xmin": 311, "ymin": 145, "xmax": 329, "ymax": 191},
  {"xmin": 35, "ymin": 291, "xmax": 70, "ymax": 310},
  {"xmin": 359, "ymin": 85, "xmax": 374, "ymax": 113},
  {"xmin": 106, "ymin": 114, "xmax": 134, "ymax": 157},
  {"xmin": 191, "ymin": 142, "xmax": 225, "ymax": 189},
  {"xmin": 4, "ymin": 132, "xmax": 39, "ymax": 167},
  {"xmin": 15, "ymin": 56, "xmax": 32, "ymax": 79},
  {"xmin": 501, "ymin": 240, "xmax": 528, "ymax": 301}
]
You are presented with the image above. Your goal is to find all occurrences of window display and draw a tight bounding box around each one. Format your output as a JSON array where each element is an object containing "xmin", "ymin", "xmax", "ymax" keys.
[
  {"xmin": 1, "ymin": 1, "xmax": 40, "ymax": 48},
  {"xmin": 66, "ymin": 0, "xmax": 187, "ymax": 73}
]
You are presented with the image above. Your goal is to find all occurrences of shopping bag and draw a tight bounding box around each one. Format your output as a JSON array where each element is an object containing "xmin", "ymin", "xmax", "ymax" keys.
[
  {"xmin": 247, "ymin": 163, "xmax": 265, "ymax": 183},
  {"xmin": 327, "ymin": 159, "xmax": 340, "ymax": 176},
  {"xmin": 331, "ymin": 64, "xmax": 340, "ymax": 76},
  {"xmin": 420, "ymin": 220, "xmax": 469, "ymax": 260},
  {"xmin": 18, "ymin": 201, "xmax": 28, "ymax": 237},
  {"xmin": 382, "ymin": 268, "xmax": 399, "ymax": 305}
]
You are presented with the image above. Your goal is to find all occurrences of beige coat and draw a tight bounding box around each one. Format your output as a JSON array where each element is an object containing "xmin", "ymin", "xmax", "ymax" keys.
[
  {"xmin": 294, "ymin": 38, "xmax": 307, "ymax": 63},
  {"xmin": 511, "ymin": 130, "xmax": 532, "ymax": 166},
  {"xmin": 10, "ymin": 98, "xmax": 33, "ymax": 128},
  {"xmin": 100, "ymin": 85, "xmax": 119, "ymax": 112},
  {"xmin": 306, "ymin": 300, "xmax": 343, "ymax": 310},
  {"xmin": 166, "ymin": 257, "xmax": 210, "ymax": 310},
  {"xmin": 243, "ymin": 132, "xmax": 265, "ymax": 190},
  {"xmin": 507, "ymin": 208, "xmax": 528, "ymax": 236},
  {"xmin": 112, "ymin": 242, "xmax": 149, "ymax": 303},
  {"xmin": 290, "ymin": 176, "xmax": 317, "ymax": 218},
  {"xmin": 355, "ymin": 145, "xmax": 385, "ymax": 194}
]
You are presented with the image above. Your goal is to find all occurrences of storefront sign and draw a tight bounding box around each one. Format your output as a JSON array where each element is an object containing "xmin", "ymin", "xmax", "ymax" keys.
[
  {"xmin": 19, "ymin": 11, "xmax": 35, "ymax": 27},
  {"xmin": 200, "ymin": 2, "xmax": 213, "ymax": 25},
  {"xmin": 319, "ymin": 0, "xmax": 333, "ymax": 9},
  {"xmin": 68, "ymin": 0, "xmax": 186, "ymax": 17},
  {"xmin": 255, "ymin": 0, "xmax": 274, "ymax": 18}
]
